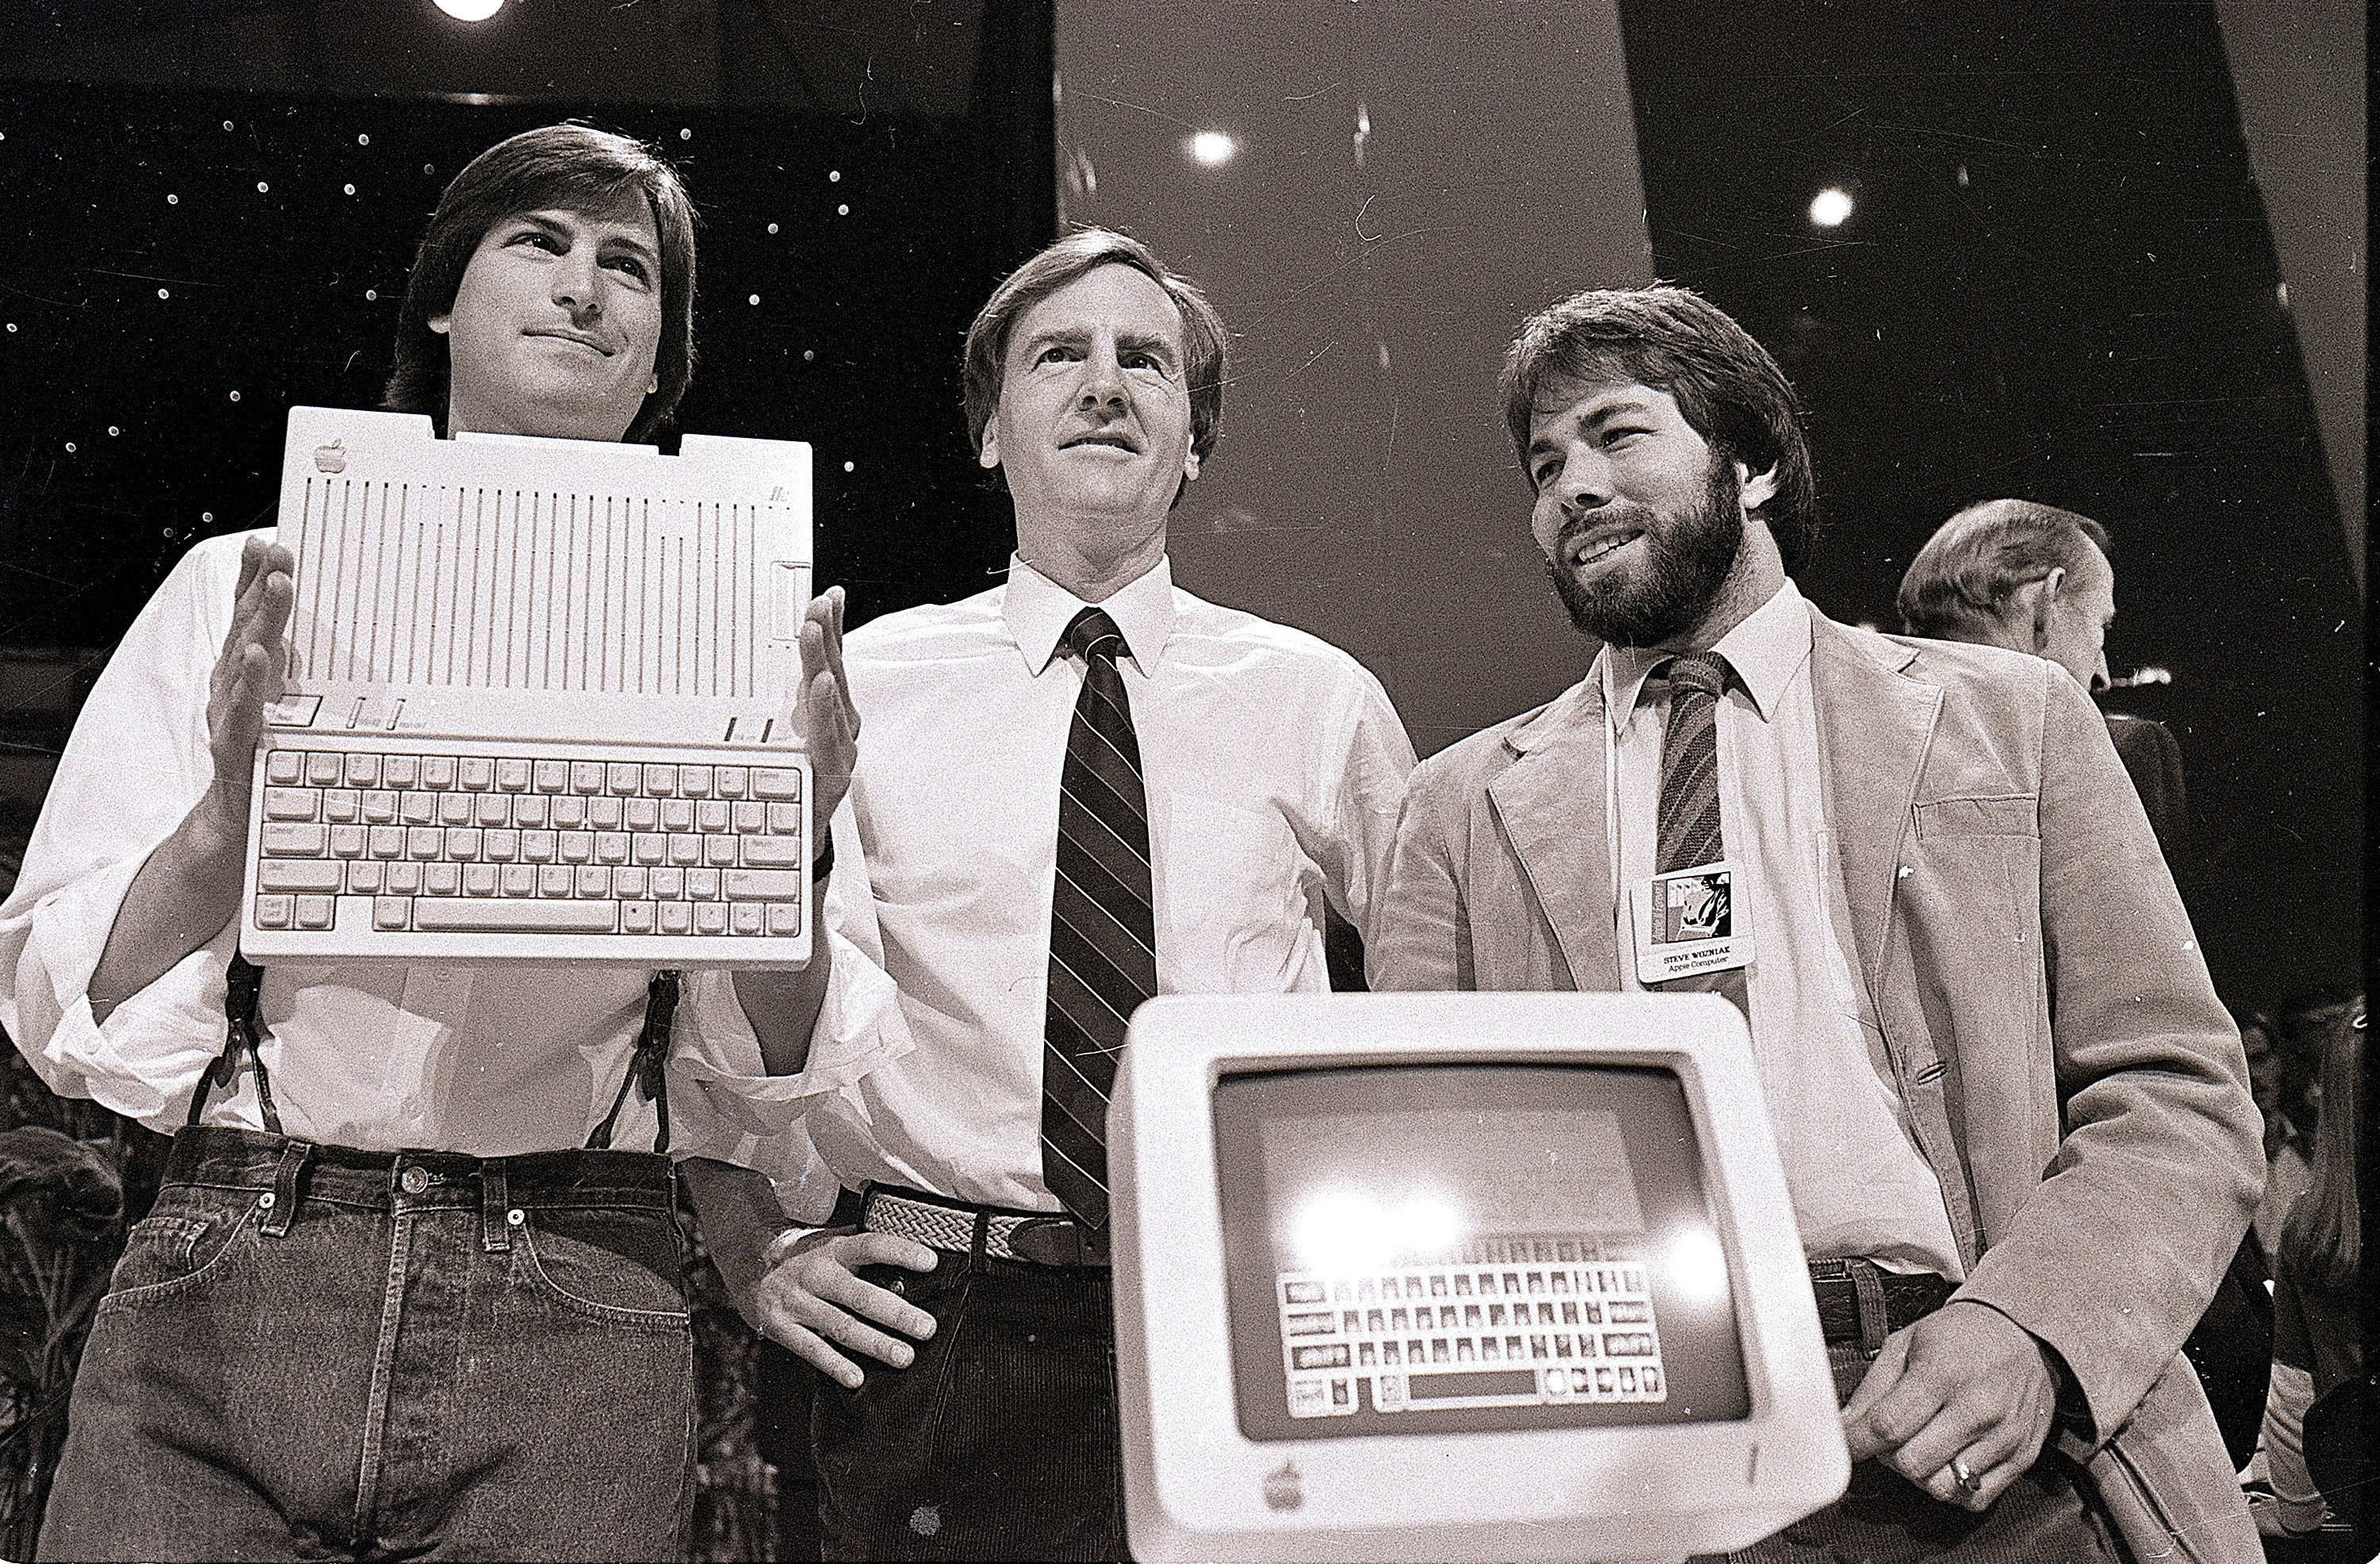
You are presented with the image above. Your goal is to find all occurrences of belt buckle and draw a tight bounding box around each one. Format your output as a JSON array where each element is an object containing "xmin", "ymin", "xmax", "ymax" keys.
[{"xmin": 1007, "ymin": 1216, "xmax": 1107, "ymax": 1268}]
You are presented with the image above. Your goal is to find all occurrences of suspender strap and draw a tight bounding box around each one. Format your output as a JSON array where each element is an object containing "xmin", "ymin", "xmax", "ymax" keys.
[
  {"xmin": 586, "ymin": 970, "xmax": 679, "ymax": 1155},
  {"xmin": 191, "ymin": 953, "xmax": 285, "ymax": 1136}
]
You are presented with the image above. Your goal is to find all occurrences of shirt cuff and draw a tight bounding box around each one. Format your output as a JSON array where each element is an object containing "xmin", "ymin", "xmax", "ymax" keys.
[{"xmin": 668, "ymin": 924, "xmax": 910, "ymax": 1128}]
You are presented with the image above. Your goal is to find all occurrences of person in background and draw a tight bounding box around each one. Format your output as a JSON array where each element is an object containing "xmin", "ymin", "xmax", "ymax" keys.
[
  {"xmin": 1894, "ymin": 498, "xmax": 2186, "ymax": 864},
  {"xmin": 0, "ymin": 123, "xmax": 878, "ymax": 1560},
  {"xmin": 2250, "ymin": 997, "xmax": 2363, "ymax": 1540}
]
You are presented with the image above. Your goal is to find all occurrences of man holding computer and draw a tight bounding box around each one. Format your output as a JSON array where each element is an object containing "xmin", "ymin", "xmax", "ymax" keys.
[
  {"xmin": 1369, "ymin": 286, "xmax": 2262, "ymax": 1562},
  {"xmin": 694, "ymin": 229, "xmax": 1416, "ymax": 1560},
  {"xmin": 2, "ymin": 122, "xmax": 877, "ymax": 1559}
]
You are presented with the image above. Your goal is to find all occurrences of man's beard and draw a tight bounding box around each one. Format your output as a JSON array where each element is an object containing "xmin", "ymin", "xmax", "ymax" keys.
[{"xmin": 1545, "ymin": 458, "xmax": 1745, "ymax": 647}]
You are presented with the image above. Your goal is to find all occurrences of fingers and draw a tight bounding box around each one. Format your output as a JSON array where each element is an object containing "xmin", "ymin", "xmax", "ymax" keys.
[
  {"xmin": 750, "ymin": 1233, "xmax": 939, "ymax": 1389},
  {"xmin": 1841, "ymin": 1305, "xmax": 2059, "ymax": 1512}
]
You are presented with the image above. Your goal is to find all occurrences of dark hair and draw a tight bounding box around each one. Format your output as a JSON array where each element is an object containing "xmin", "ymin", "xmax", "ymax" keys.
[
  {"xmin": 1499, "ymin": 285, "xmax": 1819, "ymax": 573},
  {"xmin": 1896, "ymin": 499, "xmax": 2114, "ymax": 640},
  {"xmin": 962, "ymin": 228, "xmax": 1229, "ymax": 499},
  {"xmin": 383, "ymin": 123, "xmax": 697, "ymax": 444},
  {"xmin": 2279, "ymin": 999, "xmax": 2363, "ymax": 1289}
]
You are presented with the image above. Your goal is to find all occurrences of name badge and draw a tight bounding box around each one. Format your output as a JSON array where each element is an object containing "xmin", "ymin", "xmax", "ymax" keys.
[{"xmin": 1630, "ymin": 861, "xmax": 1752, "ymax": 986}]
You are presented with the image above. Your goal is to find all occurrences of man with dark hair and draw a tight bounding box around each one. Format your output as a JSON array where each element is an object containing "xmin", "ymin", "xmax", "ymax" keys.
[
  {"xmin": 2, "ymin": 122, "xmax": 872, "ymax": 1559},
  {"xmin": 1372, "ymin": 285, "xmax": 2262, "ymax": 1562},
  {"xmin": 697, "ymin": 227, "xmax": 1415, "ymax": 1559},
  {"xmin": 1896, "ymin": 499, "xmax": 2187, "ymax": 860}
]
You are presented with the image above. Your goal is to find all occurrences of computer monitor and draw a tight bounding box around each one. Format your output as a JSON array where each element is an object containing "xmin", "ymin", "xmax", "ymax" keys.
[{"xmin": 1109, "ymin": 991, "xmax": 1846, "ymax": 1563}]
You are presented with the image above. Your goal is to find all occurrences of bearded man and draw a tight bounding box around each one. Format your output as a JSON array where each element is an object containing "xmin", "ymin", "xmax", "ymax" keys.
[{"xmin": 1368, "ymin": 286, "xmax": 2262, "ymax": 1563}]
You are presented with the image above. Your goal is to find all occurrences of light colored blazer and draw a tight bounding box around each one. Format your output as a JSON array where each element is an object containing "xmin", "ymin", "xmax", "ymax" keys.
[{"xmin": 1370, "ymin": 602, "xmax": 2263, "ymax": 1562}]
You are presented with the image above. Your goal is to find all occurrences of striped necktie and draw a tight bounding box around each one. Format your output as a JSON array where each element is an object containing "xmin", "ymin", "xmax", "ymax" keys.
[
  {"xmin": 1042, "ymin": 607, "xmax": 1157, "ymax": 1228},
  {"xmin": 1654, "ymin": 651, "xmax": 1749, "ymax": 1018}
]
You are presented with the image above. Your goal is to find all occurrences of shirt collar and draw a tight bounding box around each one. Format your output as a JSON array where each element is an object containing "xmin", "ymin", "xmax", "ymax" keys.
[
  {"xmin": 1599, "ymin": 578, "xmax": 1812, "ymax": 734},
  {"xmin": 1002, "ymin": 552, "xmax": 1177, "ymax": 678}
]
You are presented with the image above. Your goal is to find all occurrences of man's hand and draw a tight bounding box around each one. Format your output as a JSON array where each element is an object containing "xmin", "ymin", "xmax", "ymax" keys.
[
  {"xmin": 799, "ymin": 585, "xmax": 858, "ymax": 848},
  {"xmin": 1841, "ymin": 1300, "xmax": 2060, "ymax": 1512},
  {"xmin": 202, "ymin": 536, "xmax": 296, "ymax": 844},
  {"xmin": 738, "ymin": 1229, "xmax": 939, "ymax": 1389}
]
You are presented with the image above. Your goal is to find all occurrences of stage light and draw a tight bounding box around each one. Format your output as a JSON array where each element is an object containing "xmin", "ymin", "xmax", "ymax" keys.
[
  {"xmin": 1189, "ymin": 131, "xmax": 1237, "ymax": 167},
  {"xmin": 1810, "ymin": 187, "xmax": 1853, "ymax": 227},
  {"xmin": 434, "ymin": 0, "xmax": 504, "ymax": 20}
]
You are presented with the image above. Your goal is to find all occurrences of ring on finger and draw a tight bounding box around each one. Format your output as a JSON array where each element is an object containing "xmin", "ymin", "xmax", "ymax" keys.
[{"xmin": 1948, "ymin": 1456, "xmax": 1983, "ymax": 1496}]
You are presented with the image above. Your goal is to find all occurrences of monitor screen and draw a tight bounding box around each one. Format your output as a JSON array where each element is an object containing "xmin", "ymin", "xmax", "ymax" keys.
[{"xmin": 1213, "ymin": 1063, "xmax": 1749, "ymax": 1442}]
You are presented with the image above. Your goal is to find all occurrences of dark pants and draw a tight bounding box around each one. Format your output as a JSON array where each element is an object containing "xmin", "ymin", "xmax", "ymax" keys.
[
  {"xmin": 1695, "ymin": 1327, "xmax": 2132, "ymax": 1563},
  {"xmin": 812, "ymin": 1249, "xmax": 1126, "ymax": 1562},
  {"xmin": 38, "ymin": 1126, "xmax": 697, "ymax": 1562}
]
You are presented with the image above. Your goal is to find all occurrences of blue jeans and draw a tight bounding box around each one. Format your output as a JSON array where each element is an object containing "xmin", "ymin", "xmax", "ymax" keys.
[{"xmin": 38, "ymin": 1126, "xmax": 696, "ymax": 1562}]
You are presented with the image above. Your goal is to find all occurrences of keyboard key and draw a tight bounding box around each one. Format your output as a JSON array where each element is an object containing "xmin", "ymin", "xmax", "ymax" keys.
[
  {"xmin": 559, "ymin": 833, "xmax": 593, "ymax": 865},
  {"xmin": 262, "ymin": 823, "xmax": 328, "ymax": 857},
  {"xmin": 386, "ymin": 863, "xmax": 422, "ymax": 895},
  {"xmin": 374, "ymin": 897, "xmax": 410, "ymax": 930},
  {"xmin": 589, "ymin": 797, "xmax": 624, "ymax": 832},
  {"xmin": 295, "ymin": 897, "xmax": 334, "ymax": 929},
  {"xmin": 439, "ymin": 794, "xmax": 473, "ymax": 825},
  {"xmin": 714, "ymin": 767, "xmax": 747, "ymax": 798},
  {"xmin": 534, "ymin": 759, "xmax": 569, "ymax": 792},
  {"xmin": 401, "ymin": 794, "xmax": 437, "ymax": 826},
  {"xmin": 742, "ymin": 836, "xmax": 802, "ymax": 868},
  {"xmin": 496, "ymin": 759, "xmax": 532, "ymax": 792},
  {"xmin": 622, "ymin": 901, "xmax": 657, "ymax": 934},
  {"xmin": 421, "ymin": 756, "xmax": 456, "ymax": 790},
  {"xmin": 694, "ymin": 902, "xmax": 727, "ymax": 935},
  {"xmin": 767, "ymin": 803, "xmax": 801, "ymax": 834},
  {"xmin": 446, "ymin": 828, "xmax": 482, "ymax": 861},
  {"xmin": 383, "ymin": 755, "xmax": 420, "ymax": 789},
  {"xmin": 521, "ymin": 831, "xmax": 556, "ymax": 863},
  {"xmin": 255, "ymin": 895, "xmax": 294, "ymax": 928},
  {"xmin": 464, "ymin": 864, "xmax": 497, "ymax": 896},
  {"xmin": 425, "ymin": 863, "xmax": 460, "ymax": 897},
  {"xmin": 608, "ymin": 763, "xmax": 641, "ymax": 795},
  {"xmin": 725, "ymin": 870, "xmax": 806, "ymax": 901},
  {"xmin": 668, "ymin": 835, "xmax": 702, "ymax": 867},
  {"xmin": 614, "ymin": 867, "xmax": 648, "ymax": 899},
  {"xmin": 307, "ymin": 752, "xmax": 344, "ymax": 786},
  {"xmin": 259, "ymin": 860, "xmax": 343, "ymax": 893},
  {"xmin": 363, "ymin": 791, "xmax": 397, "ymax": 824},
  {"xmin": 458, "ymin": 757, "xmax": 494, "ymax": 791},
  {"xmin": 732, "ymin": 903, "xmax": 764, "ymax": 936},
  {"xmin": 768, "ymin": 904, "xmax": 802, "ymax": 936},
  {"xmin": 696, "ymin": 801, "xmax": 730, "ymax": 834},
  {"xmin": 512, "ymin": 795, "xmax": 549, "ymax": 828},
  {"xmin": 752, "ymin": 768, "xmax": 803, "ymax": 801},
  {"xmin": 679, "ymin": 766, "xmax": 712, "ymax": 797},
  {"xmin": 344, "ymin": 753, "xmax": 381, "ymax": 788},
  {"xmin": 414, "ymin": 900, "xmax": 619, "ymax": 934},
  {"xmin": 330, "ymin": 826, "xmax": 367, "ymax": 859},
  {"xmin": 264, "ymin": 788, "xmax": 318, "ymax": 821},
  {"xmin": 577, "ymin": 866, "xmax": 611, "ymax": 898},
  {"xmin": 501, "ymin": 865, "xmax": 536, "ymax": 897},
  {"xmin": 347, "ymin": 862, "xmax": 384, "ymax": 894},
  {"xmin": 266, "ymin": 751, "xmax": 305, "ymax": 786},
  {"xmin": 475, "ymin": 794, "xmax": 510, "ymax": 827},
  {"xmin": 624, "ymin": 797, "xmax": 658, "ymax": 832},
  {"xmin": 658, "ymin": 901, "xmax": 692, "ymax": 935},
  {"xmin": 651, "ymin": 868, "xmax": 685, "ymax": 900},
  {"xmin": 704, "ymin": 836, "xmax": 738, "ymax": 867},
  {"xmin": 551, "ymin": 797, "xmax": 587, "ymax": 829},
  {"xmin": 687, "ymin": 869, "xmax": 720, "ymax": 901},
  {"xmin": 731, "ymin": 801, "xmax": 766, "ymax": 834},
  {"xmin": 570, "ymin": 762, "xmax": 605, "ymax": 794},
  {"xmin": 484, "ymin": 830, "xmax": 519, "ymax": 862},
  {"xmin": 633, "ymin": 833, "xmax": 666, "ymax": 866},
  {"xmin": 643, "ymin": 764, "xmax": 678, "ymax": 796},
  {"xmin": 408, "ymin": 827, "xmax": 443, "ymax": 860},
  {"xmin": 324, "ymin": 790, "xmax": 359, "ymax": 823},
  {"xmin": 539, "ymin": 866, "xmax": 573, "ymax": 897},
  {"xmin": 660, "ymin": 800, "xmax": 694, "ymax": 833},
  {"xmin": 594, "ymin": 832, "xmax": 630, "ymax": 865}
]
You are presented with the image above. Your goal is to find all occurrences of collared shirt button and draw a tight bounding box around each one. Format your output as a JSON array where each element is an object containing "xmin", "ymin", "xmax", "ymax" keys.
[{"xmin": 400, "ymin": 1166, "xmax": 432, "ymax": 1194}]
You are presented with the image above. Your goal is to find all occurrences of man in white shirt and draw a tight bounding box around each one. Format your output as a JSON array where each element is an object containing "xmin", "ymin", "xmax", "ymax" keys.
[
  {"xmin": 698, "ymin": 229, "xmax": 1415, "ymax": 1559},
  {"xmin": 1, "ymin": 124, "xmax": 879, "ymax": 1560},
  {"xmin": 1370, "ymin": 286, "xmax": 2262, "ymax": 1562}
]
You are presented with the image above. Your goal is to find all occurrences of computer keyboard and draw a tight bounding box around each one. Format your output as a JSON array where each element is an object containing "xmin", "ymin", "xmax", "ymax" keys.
[
  {"xmin": 242, "ymin": 737, "xmax": 812, "ymax": 966},
  {"xmin": 1273, "ymin": 1239, "xmax": 1668, "ymax": 1418}
]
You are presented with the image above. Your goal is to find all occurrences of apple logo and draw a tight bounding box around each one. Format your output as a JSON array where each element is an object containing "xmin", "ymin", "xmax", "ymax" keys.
[
  {"xmin": 313, "ymin": 439, "xmax": 347, "ymax": 474},
  {"xmin": 1261, "ymin": 1460, "xmax": 1303, "ymax": 1513}
]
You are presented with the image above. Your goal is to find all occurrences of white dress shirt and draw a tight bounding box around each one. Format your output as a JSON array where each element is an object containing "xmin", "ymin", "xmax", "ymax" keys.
[
  {"xmin": 791, "ymin": 554, "xmax": 1415, "ymax": 1212},
  {"xmin": 0, "ymin": 529, "xmax": 901, "ymax": 1160},
  {"xmin": 1599, "ymin": 579, "xmax": 1964, "ymax": 1278}
]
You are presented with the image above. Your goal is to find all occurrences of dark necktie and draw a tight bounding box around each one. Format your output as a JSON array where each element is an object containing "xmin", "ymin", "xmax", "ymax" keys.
[
  {"xmin": 1653, "ymin": 651, "xmax": 1749, "ymax": 1017},
  {"xmin": 1041, "ymin": 607, "xmax": 1157, "ymax": 1228}
]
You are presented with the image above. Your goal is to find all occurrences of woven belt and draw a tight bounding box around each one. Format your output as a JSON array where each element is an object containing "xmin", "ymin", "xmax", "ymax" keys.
[
  {"xmin": 862, "ymin": 1188, "xmax": 1110, "ymax": 1269},
  {"xmin": 1809, "ymin": 1259, "xmax": 1953, "ymax": 1347}
]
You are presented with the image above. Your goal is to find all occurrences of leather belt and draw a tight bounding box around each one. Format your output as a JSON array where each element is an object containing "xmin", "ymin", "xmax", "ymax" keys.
[
  {"xmin": 862, "ymin": 1187, "xmax": 1110, "ymax": 1269},
  {"xmin": 1809, "ymin": 1261, "xmax": 1953, "ymax": 1346}
]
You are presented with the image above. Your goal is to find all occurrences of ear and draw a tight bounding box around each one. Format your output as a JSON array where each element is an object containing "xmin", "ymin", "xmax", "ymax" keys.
[
  {"xmin": 978, "ymin": 422, "xmax": 1000, "ymax": 471},
  {"xmin": 428, "ymin": 314, "xmax": 452, "ymax": 336},
  {"xmin": 1735, "ymin": 461, "xmax": 1779, "ymax": 513},
  {"xmin": 2013, "ymin": 567, "xmax": 2064, "ymax": 651}
]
